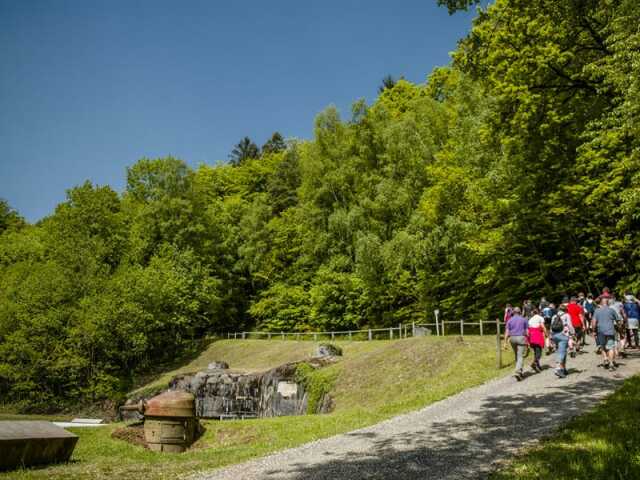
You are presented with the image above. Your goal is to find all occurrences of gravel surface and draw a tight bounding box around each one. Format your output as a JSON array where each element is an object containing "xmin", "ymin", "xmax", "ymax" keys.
[{"xmin": 194, "ymin": 344, "xmax": 640, "ymax": 480}]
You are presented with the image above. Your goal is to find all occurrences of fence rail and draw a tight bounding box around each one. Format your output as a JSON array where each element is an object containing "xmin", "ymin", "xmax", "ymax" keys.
[{"xmin": 227, "ymin": 318, "xmax": 501, "ymax": 342}]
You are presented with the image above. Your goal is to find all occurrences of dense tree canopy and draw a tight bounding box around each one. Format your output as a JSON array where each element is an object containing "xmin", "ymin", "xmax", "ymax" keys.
[{"xmin": 1, "ymin": 0, "xmax": 639, "ymax": 410}]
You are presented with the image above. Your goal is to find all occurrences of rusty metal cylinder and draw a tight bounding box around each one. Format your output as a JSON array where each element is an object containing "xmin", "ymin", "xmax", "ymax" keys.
[{"xmin": 142, "ymin": 391, "xmax": 198, "ymax": 453}]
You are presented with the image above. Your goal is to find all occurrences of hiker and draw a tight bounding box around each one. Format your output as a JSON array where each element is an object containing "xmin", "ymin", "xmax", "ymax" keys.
[
  {"xmin": 550, "ymin": 304, "xmax": 574, "ymax": 378},
  {"xmin": 623, "ymin": 292, "xmax": 640, "ymax": 349},
  {"xmin": 592, "ymin": 296, "xmax": 619, "ymax": 370},
  {"xmin": 539, "ymin": 296, "xmax": 549, "ymax": 311},
  {"xmin": 522, "ymin": 299, "xmax": 534, "ymax": 319},
  {"xmin": 527, "ymin": 308, "xmax": 546, "ymax": 372},
  {"xmin": 505, "ymin": 306, "xmax": 529, "ymax": 381},
  {"xmin": 598, "ymin": 287, "xmax": 612, "ymax": 301},
  {"xmin": 583, "ymin": 293, "xmax": 596, "ymax": 335},
  {"xmin": 503, "ymin": 303, "xmax": 514, "ymax": 349},
  {"xmin": 543, "ymin": 302, "xmax": 556, "ymax": 353},
  {"xmin": 610, "ymin": 295, "xmax": 626, "ymax": 357},
  {"xmin": 567, "ymin": 296, "xmax": 586, "ymax": 351},
  {"xmin": 504, "ymin": 303, "xmax": 513, "ymax": 325}
]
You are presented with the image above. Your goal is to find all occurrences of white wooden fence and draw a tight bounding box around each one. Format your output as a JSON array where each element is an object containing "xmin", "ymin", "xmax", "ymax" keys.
[{"xmin": 227, "ymin": 318, "xmax": 497, "ymax": 341}]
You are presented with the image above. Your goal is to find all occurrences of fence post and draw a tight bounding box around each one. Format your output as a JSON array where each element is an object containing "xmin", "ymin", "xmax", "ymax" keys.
[
  {"xmin": 496, "ymin": 317, "xmax": 502, "ymax": 369},
  {"xmin": 242, "ymin": 332, "xmax": 246, "ymax": 340},
  {"xmin": 314, "ymin": 333, "xmax": 318, "ymax": 341},
  {"xmin": 480, "ymin": 318, "xmax": 484, "ymax": 336},
  {"xmin": 389, "ymin": 327, "xmax": 393, "ymax": 340},
  {"xmin": 297, "ymin": 333, "xmax": 300, "ymax": 341},
  {"xmin": 281, "ymin": 331, "xmax": 284, "ymax": 340},
  {"xmin": 412, "ymin": 321, "xmax": 415, "ymax": 337},
  {"xmin": 460, "ymin": 319, "xmax": 464, "ymax": 338},
  {"xmin": 368, "ymin": 329, "xmax": 372, "ymax": 341},
  {"xmin": 398, "ymin": 323, "xmax": 402, "ymax": 339},
  {"xmin": 348, "ymin": 331, "xmax": 352, "ymax": 340}
]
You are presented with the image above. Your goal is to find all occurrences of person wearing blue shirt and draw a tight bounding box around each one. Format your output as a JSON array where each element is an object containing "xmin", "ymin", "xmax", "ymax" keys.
[{"xmin": 623, "ymin": 293, "xmax": 640, "ymax": 348}]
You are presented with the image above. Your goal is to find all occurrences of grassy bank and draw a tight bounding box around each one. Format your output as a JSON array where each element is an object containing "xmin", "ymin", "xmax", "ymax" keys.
[
  {"xmin": 490, "ymin": 374, "xmax": 640, "ymax": 480},
  {"xmin": 3, "ymin": 336, "xmax": 511, "ymax": 480}
]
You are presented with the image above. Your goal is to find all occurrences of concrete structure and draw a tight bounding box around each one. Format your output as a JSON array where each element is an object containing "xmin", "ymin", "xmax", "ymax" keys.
[{"xmin": 0, "ymin": 421, "xmax": 78, "ymax": 470}]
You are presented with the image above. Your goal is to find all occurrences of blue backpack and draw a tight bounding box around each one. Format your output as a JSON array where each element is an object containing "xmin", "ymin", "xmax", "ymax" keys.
[{"xmin": 624, "ymin": 302, "xmax": 640, "ymax": 319}]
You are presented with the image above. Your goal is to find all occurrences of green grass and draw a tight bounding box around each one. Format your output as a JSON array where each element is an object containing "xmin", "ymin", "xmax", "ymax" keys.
[
  {"xmin": 491, "ymin": 374, "xmax": 640, "ymax": 480},
  {"xmin": 2, "ymin": 336, "xmax": 511, "ymax": 480}
]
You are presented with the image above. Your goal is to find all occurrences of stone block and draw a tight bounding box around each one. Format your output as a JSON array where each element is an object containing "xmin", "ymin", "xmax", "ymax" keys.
[{"xmin": 0, "ymin": 421, "xmax": 78, "ymax": 470}]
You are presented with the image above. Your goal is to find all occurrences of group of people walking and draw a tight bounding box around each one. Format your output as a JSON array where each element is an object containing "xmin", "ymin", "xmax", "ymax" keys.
[{"xmin": 503, "ymin": 289, "xmax": 640, "ymax": 380}]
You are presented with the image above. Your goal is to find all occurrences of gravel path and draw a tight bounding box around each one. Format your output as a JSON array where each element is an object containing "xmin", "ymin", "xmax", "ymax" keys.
[{"xmin": 194, "ymin": 344, "xmax": 640, "ymax": 480}]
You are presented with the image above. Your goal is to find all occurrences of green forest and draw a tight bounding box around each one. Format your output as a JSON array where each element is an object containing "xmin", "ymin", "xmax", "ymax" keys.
[{"xmin": 1, "ymin": 0, "xmax": 639, "ymax": 410}]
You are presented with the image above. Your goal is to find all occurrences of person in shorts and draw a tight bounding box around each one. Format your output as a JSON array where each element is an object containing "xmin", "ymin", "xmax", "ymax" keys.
[
  {"xmin": 592, "ymin": 297, "xmax": 619, "ymax": 370},
  {"xmin": 610, "ymin": 295, "xmax": 626, "ymax": 356},
  {"xmin": 583, "ymin": 293, "xmax": 596, "ymax": 335},
  {"xmin": 623, "ymin": 292, "xmax": 640, "ymax": 348}
]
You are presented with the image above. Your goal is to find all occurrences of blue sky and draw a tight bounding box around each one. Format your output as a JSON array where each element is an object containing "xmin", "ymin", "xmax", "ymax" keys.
[{"xmin": 0, "ymin": 0, "xmax": 480, "ymax": 222}]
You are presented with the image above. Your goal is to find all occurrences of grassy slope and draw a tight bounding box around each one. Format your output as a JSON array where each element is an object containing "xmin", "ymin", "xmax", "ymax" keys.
[
  {"xmin": 3, "ymin": 336, "xmax": 511, "ymax": 480},
  {"xmin": 491, "ymin": 374, "xmax": 640, "ymax": 480}
]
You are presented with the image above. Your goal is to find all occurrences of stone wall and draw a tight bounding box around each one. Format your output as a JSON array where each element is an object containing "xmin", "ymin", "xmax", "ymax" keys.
[{"xmin": 169, "ymin": 361, "xmax": 327, "ymax": 419}]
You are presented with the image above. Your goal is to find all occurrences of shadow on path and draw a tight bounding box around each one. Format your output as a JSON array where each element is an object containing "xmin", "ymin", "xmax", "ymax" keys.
[{"xmin": 267, "ymin": 375, "xmax": 625, "ymax": 480}]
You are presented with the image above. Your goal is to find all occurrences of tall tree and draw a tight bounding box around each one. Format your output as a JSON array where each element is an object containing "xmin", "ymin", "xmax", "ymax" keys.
[
  {"xmin": 436, "ymin": 0, "xmax": 481, "ymax": 14},
  {"xmin": 229, "ymin": 136, "xmax": 259, "ymax": 165},
  {"xmin": 0, "ymin": 199, "xmax": 25, "ymax": 234},
  {"xmin": 261, "ymin": 132, "xmax": 287, "ymax": 155},
  {"xmin": 378, "ymin": 74, "xmax": 397, "ymax": 94}
]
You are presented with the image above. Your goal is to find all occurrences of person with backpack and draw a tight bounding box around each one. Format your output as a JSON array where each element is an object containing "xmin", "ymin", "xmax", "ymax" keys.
[
  {"xmin": 623, "ymin": 292, "xmax": 640, "ymax": 349},
  {"xmin": 550, "ymin": 304, "xmax": 574, "ymax": 378},
  {"xmin": 505, "ymin": 307, "xmax": 529, "ymax": 381},
  {"xmin": 592, "ymin": 296, "xmax": 619, "ymax": 370},
  {"xmin": 539, "ymin": 296, "xmax": 549, "ymax": 312},
  {"xmin": 527, "ymin": 308, "xmax": 546, "ymax": 372},
  {"xmin": 610, "ymin": 295, "xmax": 627, "ymax": 357}
]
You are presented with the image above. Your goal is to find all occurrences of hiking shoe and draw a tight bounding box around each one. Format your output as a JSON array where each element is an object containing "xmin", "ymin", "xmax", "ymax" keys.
[
  {"xmin": 555, "ymin": 369, "xmax": 566, "ymax": 378},
  {"xmin": 515, "ymin": 372, "xmax": 523, "ymax": 381},
  {"xmin": 570, "ymin": 351, "xmax": 576, "ymax": 358}
]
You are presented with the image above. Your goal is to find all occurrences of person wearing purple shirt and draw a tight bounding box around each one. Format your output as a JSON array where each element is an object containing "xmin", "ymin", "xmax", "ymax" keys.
[{"xmin": 506, "ymin": 307, "xmax": 529, "ymax": 381}]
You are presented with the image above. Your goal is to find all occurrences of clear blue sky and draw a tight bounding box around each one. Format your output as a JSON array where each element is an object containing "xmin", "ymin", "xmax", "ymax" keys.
[{"xmin": 0, "ymin": 0, "xmax": 479, "ymax": 223}]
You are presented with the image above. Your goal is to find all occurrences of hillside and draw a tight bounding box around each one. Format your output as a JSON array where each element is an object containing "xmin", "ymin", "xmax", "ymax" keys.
[
  {"xmin": 131, "ymin": 336, "xmax": 501, "ymax": 414},
  {"xmin": 2, "ymin": 336, "xmax": 511, "ymax": 480}
]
